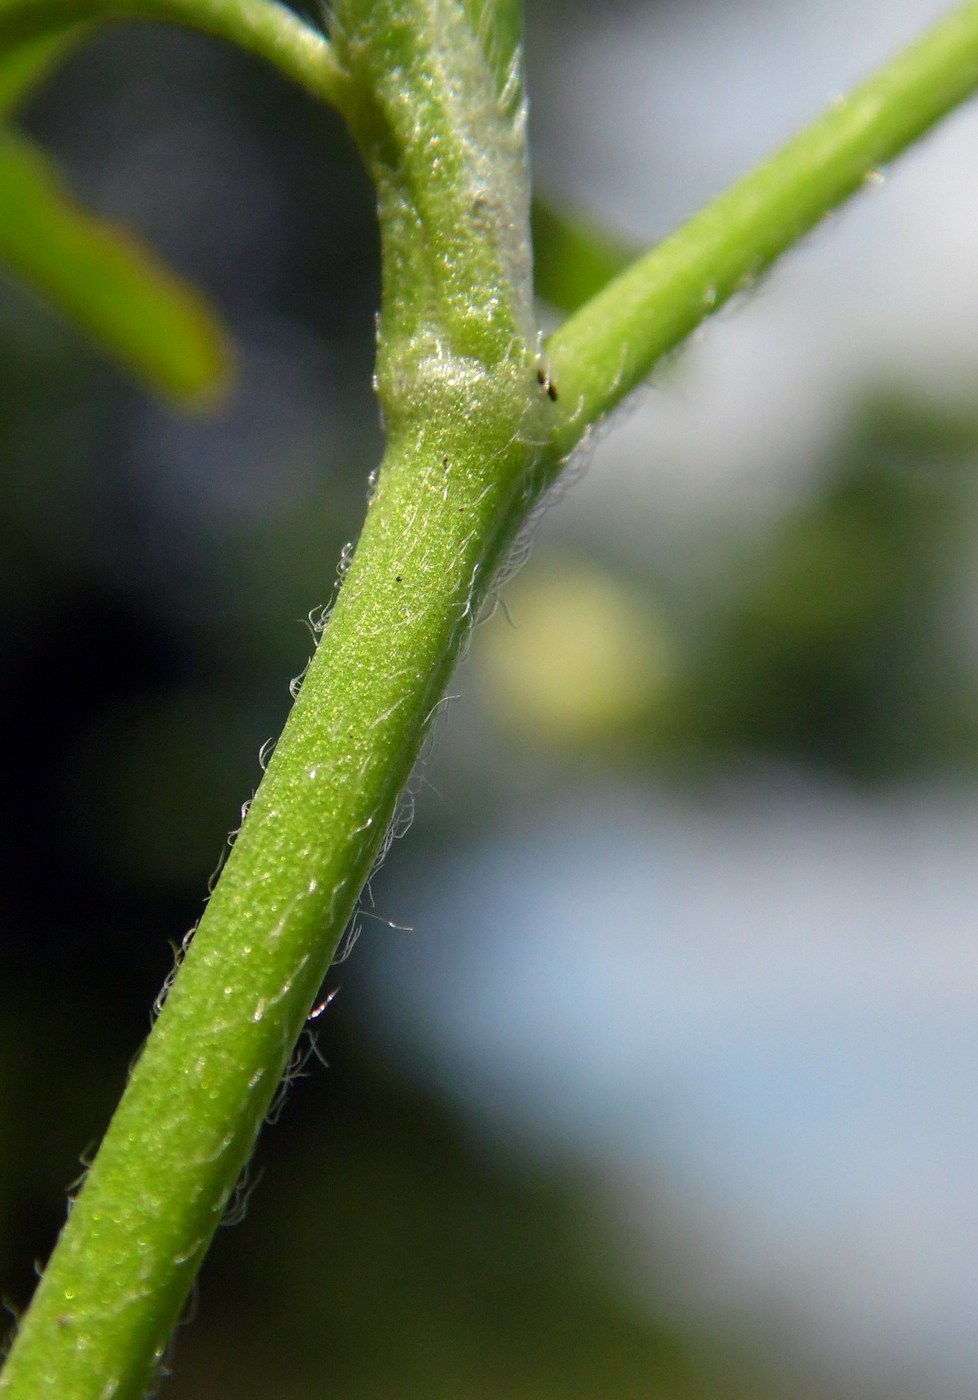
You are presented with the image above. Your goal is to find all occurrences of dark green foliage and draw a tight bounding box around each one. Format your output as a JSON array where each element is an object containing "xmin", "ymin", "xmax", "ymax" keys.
[{"xmin": 674, "ymin": 397, "xmax": 978, "ymax": 777}]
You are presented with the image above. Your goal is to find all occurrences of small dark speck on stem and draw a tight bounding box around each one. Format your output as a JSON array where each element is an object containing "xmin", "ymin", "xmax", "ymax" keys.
[{"xmin": 536, "ymin": 365, "xmax": 558, "ymax": 401}]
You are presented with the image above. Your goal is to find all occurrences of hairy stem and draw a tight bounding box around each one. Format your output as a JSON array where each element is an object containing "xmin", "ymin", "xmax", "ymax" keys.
[
  {"xmin": 0, "ymin": 1, "xmax": 544, "ymax": 1396},
  {"xmin": 3, "ymin": 0, "xmax": 978, "ymax": 1396},
  {"xmin": 0, "ymin": 409, "xmax": 540, "ymax": 1400}
]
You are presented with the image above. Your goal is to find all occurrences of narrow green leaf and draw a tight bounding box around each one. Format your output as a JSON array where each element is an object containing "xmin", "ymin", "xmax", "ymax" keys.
[
  {"xmin": 0, "ymin": 128, "xmax": 233, "ymax": 404},
  {"xmin": 531, "ymin": 194, "xmax": 637, "ymax": 315}
]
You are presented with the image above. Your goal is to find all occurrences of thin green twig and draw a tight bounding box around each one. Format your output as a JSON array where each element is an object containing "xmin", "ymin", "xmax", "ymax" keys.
[
  {"xmin": 0, "ymin": 0, "xmax": 351, "ymax": 110},
  {"xmin": 545, "ymin": 0, "xmax": 978, "ymax": 463}
]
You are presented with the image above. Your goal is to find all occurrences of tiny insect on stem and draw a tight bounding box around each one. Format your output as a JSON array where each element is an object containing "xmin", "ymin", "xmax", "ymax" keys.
[{"xmin": 536, "ymin": 364, "xmax": 559, "ymax": 401}]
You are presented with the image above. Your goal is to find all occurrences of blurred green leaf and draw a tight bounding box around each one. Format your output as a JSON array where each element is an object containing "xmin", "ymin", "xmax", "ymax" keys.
[
  {"xmin": 532, "ymin": 195, "xmax": 638, "ymax": 314},
  {"xmin": 0, "ymin": 127, "xmax": 233, "ymax": 405},
  {"xmin": 672, "ymin": 395, "xmax": 978, "ymax": 777},
  {"xmin": 0, "ymin": 26, "xmax": 85, "ymax": 116}
]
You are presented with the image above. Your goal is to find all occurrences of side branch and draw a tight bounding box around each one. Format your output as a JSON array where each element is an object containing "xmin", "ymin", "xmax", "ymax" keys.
[
  {"xmin": 0, "ymin": 0, "xmax": 352, "ymax": 110},
  {"xmin": 544, "ymin": 0, "xmax": 978, "ymax": 462}
]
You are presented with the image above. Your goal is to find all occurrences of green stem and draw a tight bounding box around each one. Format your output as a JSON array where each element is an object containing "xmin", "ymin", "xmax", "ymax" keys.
[
  {"xmin": 0, "ymin": 2, "xmax": 545, "ymax": 1396},
  {"xmin": 545, "ymin": 0, "xmax": 978, "ymax": 461},
  {"xmin": 0, "ymin": 415, "xmax": 538, "ymax": 1400},
  {"xmin": 0, "ymin": 0, "xmax": 351, "ymax": 110},
  {"xmin": 3, "ymin": 0, "xmax": 978, "ymax": 1396}
]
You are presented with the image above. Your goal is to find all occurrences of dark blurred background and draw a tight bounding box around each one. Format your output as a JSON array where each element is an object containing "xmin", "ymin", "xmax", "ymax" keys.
[{"xmin": 3, "ymin": 1, "xmax": 978, "ymax": 1396}]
